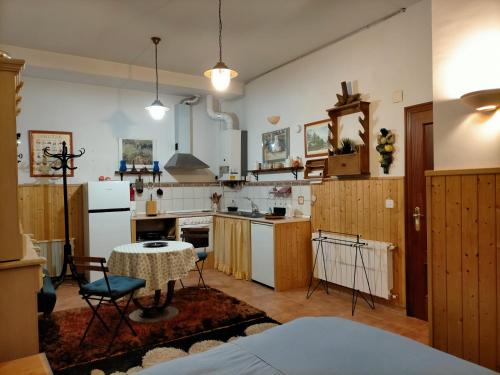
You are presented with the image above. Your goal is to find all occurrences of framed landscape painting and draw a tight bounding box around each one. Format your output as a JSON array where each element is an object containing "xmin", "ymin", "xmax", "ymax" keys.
[
  {"xmin": 304, "ymin": 119, "xmax": 331, "ymax": 158},
  {"xmin": 29, "ymin": 130, "xmax": 74, "ymax": 177},
  {"xmin": 262, "ymin": 128, "xmax": 290, "ymax": 163},
  {"xmin": 118, "ymin": 138, "xmax": 156, "ymax": 169}
]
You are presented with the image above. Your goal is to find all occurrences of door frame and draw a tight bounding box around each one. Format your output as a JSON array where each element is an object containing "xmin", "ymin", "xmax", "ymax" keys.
[{"xmin": 404, "ymin": 101, "xmax": 433, "ymax": 318}]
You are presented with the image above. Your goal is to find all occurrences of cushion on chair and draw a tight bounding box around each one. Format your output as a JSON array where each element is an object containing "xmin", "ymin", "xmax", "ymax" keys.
[
  {"xmin": 81, "ymin": 275, "xmax": 145, "ymax": 296},
  {"xmin": 196, "ymin": 251, "xmax": 208, "ymax": 261}
]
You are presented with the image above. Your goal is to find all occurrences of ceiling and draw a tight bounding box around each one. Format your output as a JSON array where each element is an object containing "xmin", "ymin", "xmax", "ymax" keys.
[{"xmin": 0, "ymin": 0, "xmax": 422, "ymax": 83}]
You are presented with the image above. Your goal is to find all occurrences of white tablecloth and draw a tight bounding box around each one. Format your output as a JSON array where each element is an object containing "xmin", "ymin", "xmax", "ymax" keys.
[{"xmin": 108, "ymin": 241, "xmax": 197, "ymax": 291}]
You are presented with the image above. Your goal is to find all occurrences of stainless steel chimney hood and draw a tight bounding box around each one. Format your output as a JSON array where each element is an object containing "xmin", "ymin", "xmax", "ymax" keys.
[{"xmin": 164, "ymin": 102, "xmax": 209, "ymax": 171}]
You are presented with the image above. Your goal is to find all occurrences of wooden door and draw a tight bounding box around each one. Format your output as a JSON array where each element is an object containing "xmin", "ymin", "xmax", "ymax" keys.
[{"xmin": 405, "ymin": 102, "xmax": 433, "ymax": 320}]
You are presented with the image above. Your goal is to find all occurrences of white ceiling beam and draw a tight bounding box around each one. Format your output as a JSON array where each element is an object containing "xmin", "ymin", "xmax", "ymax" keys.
[{"xmin": 0, "ymin": 44, "xmax": 244, "ymax": 98}]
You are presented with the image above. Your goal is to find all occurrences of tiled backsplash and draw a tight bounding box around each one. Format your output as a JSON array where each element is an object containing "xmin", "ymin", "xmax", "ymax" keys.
[{"xmin": 133, "ymin": 181, "xmax": 311, "ymax": 217}]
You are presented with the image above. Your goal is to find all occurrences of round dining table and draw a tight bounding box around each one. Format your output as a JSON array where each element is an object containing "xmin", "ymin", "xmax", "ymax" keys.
[{"xmin": 108, "ymin": 241, "xmax": 197, "ymax": 319}]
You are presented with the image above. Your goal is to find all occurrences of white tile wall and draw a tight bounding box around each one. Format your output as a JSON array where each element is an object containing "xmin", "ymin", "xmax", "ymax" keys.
[
  {"xmin": 219, "ymin": 184, "xmax": 312, "ymax": 217},
  {"xmin": 133, "ymin": 183, "xmax": 310, "ymax": 216}
]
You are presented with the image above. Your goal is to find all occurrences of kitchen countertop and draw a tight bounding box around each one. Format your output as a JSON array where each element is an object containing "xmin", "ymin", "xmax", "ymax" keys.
[
  {"xmin": 214, "ymin": 212, "xmax": 310, "ymax": 224},
  {"xmin": 132, "ymin": 212, "xmax": 310, "ymax": 225}
]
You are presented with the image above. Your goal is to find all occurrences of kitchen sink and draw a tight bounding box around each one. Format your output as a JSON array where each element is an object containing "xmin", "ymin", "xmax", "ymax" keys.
[{"xmin": 223, "ymin": 211, "xmax": 266, "ymax": 218}]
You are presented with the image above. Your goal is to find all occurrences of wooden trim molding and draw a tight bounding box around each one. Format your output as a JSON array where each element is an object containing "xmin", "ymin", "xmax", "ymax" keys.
[
  {"xmin": 0, "ymin": 58, "xmax": 25, "ymax": 73},
  {"xmin": 425, "ymin": 168, "xmax": 500, "ymax": 176}
]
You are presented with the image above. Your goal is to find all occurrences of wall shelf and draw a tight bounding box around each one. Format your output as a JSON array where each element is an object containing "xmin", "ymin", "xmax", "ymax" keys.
[
  {"xmin": 114, "ymin": 170, "xmax": 162, "ymax": 181},
  {"xmin": 248, "ymin": 166, "xmax": 304, "ymax": 181}
]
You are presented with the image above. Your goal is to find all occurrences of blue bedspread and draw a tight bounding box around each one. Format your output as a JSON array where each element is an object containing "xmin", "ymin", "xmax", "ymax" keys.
[{"xmin": 139, "ymin": 317, "xmax": 496, "ymax": 375}]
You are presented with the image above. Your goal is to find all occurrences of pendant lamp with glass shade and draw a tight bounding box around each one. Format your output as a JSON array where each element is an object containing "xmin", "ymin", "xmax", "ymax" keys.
[
  {"xmin": 145, "ymin": 37, "xmax": 169, "ymax": 120},
  {"xmin": 204, "ymin": 0, "xmax": 238, "ymax": 92}
]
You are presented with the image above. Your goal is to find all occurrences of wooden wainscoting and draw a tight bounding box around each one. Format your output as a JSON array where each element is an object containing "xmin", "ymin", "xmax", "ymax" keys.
[
  {"xmin": 311, "ymin": 177, "xmax": 405, "ymax": 307},
  {"xmin": 426, "ymin": 168, "xmax": 500, "ymax": 371},
  {"xmin": 18, "ymin": 184, "xmax": 84, "ymax": 257}
]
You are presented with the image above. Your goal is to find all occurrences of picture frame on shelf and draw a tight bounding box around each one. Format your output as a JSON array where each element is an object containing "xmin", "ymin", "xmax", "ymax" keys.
[
  {"xmin": 262, "ymin": 127, "xmax": 289, "ymax": 163},
  {"xmin": 118, "ymin": 138, "xmax": 157, "ymax": 169},
  {"xmin": 29, "ymin": 130, "xmax": 74, "ymax": 177},
  {"xmin": 304, "ymin": 119, "xmax": 331, "ymax": 158}
]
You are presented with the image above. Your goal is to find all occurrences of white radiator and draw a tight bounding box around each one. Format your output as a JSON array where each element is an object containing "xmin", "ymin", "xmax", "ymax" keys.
[
  {"xmin": 312, "ymin": 232, "xmax": 394, "ymax": 300},
  {"xmin": 33, "ymin": 238, "xmax": 74, "ymax": 277}
]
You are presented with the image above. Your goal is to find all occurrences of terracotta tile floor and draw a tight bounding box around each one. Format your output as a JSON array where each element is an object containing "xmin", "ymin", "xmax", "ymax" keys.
[{"xmin": 55, "ymin": 269, "xmax": 429, "ymax": 345}]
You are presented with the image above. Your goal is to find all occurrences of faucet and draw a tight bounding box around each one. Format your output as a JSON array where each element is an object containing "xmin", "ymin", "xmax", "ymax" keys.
[{"xmin": 245, "ymin": 197, "xmax": 259, "ymax": 213}]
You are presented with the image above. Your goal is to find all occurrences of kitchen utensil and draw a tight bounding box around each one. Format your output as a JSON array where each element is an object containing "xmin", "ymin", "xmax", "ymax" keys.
[
  {"xmin": 156, "ymin": 174, "xmax": 163, "ymax": 197},
  {"xmin": 227, "ymin": 200, "xmax": 238, "ymax": 211},
  {"xmin": 135, "ymin": 176, "xmax": 144, "ymax": 194},
  {"xmin": 273, "ymin": 207, "xmax": 286, "ymax": 216},
  {"xmin": 146, "ymin": 193, "xmax": 157, "ymax": 216}
]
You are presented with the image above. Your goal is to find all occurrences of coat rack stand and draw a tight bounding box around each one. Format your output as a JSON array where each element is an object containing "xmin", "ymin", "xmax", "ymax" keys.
[{"xmin": 43, "ymin": 141, "xmax": 85, "ymax": 288}]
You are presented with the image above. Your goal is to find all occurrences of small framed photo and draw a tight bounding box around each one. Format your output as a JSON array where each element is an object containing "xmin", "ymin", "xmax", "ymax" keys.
[
  {"xmin": 262, "ymin": 128, "xmax": 290, "ymax": 163},
  {"xmin": 304, "ymin": 119, "xmax": 331, "ymax": 158},
  {"xmin": 29, "ymin": 130, "xmax": 74, "ymax": 177},
  {"xmin": 118, "ymin": 138, "xmax": 156, "ymax": 169}
]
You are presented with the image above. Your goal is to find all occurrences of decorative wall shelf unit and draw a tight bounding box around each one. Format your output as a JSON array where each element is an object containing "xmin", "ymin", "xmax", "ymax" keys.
[
  {"xmin": 304, "ymin": 158, "xmax": 328, "ymax": 179},
  {"xmin": 248, "ymin": 166, "xmax": 303, "ymax": 181},
  {"xmin": 326, "ymin": 101, "xmax": 370, "ymax": 177}
]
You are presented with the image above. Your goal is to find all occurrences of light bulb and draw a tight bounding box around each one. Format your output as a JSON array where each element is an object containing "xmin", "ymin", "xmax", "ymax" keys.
[
  {"xmin": 145, "ymin": 100, "xmax": 169, "ymax": 120},
  {"xmin": 211, "ymin": 68, "xmax": 231, "ymax": 92}
]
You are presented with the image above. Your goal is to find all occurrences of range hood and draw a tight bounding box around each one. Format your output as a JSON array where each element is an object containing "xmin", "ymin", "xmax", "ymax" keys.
[{"xmin": 164, "ymin": 99, "xmax": 209, "ymax": 171}]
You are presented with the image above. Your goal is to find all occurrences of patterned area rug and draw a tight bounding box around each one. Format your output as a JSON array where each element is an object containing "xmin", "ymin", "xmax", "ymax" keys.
[{"xmin": 40, "ymin": 287, "xmax": 277, "ymax": 375}]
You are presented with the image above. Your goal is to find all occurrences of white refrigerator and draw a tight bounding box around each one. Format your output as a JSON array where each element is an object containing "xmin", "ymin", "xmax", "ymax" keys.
[{"xmin": 83, "ymin": 181, "xmax": 131, "ymax": 281}]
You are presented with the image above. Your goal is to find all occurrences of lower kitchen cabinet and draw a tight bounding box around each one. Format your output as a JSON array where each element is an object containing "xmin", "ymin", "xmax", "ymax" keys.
[
  {"xmin": 213, "ymin": 216, "xmax": 251, "ymax": 280},
  {"xmin": 214, "ymin": 215, "xmax": 312, "ymax": 291}
]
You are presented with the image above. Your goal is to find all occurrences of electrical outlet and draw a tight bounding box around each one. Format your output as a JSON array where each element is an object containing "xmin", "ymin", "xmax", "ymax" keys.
[
  {"xmin": 298, "ymin": 195, "xmax": 304, "ymax": 205},
  {"xmin": 385, "ymin": 198, "xmax": 394, "ymax": 209}
]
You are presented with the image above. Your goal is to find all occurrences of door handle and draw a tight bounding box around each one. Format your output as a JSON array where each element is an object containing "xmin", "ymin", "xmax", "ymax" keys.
[{"xmin": 413, "ymin": 206, "xmax": 423, "ymax": 232}]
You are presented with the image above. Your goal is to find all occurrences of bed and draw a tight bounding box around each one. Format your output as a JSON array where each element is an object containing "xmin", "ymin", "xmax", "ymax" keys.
[{"xmin": 138, "ymin": 317, "xmax": 495, "ymax": 375}]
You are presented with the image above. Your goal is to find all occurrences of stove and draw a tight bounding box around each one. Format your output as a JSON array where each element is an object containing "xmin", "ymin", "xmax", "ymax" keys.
[{"xmin": 175, "ymin": 212, "xmax": 214, "ymax": 251}]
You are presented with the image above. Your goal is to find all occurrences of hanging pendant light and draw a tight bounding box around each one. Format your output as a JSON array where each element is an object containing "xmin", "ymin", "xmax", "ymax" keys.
[
  {"xmin": 203, "ymin": 0, "xmax": 238, "ymax": 92},
  {"xmin": 145, "ymin": 37, "xmax": 169, "ymax": 120}
]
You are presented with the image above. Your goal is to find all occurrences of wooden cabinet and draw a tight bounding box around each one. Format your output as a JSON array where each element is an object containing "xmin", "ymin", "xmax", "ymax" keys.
[
  {"xmin": 0, "ymin": 57, "xmax": 45, "ymax": 362},
  {"xmin": 214, "ymin": 215, "xmax": 312, "ymax": 291},
  {"xmin": 327, "ymin": 153, "xmax": 362, "ymax": 176},
  {"xmin": 0, "ymin": 57, "xmax": 24, "ymax": 262},
  {"xmin": 273, "ymin": 221, "xmax": 312, "ymax": 291}
]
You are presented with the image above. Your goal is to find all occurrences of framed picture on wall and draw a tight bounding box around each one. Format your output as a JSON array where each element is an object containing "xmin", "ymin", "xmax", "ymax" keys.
[
  {"xmin": 304, "ymin": 119, "xmax": 331, "ymax": 158},
  {"xmin": 29, "ymin": 130, "xmax": 74, "ymax": 177},
  {"xmin": 118, "ymin": 138, "xmax": 157, "ymax": 169},
  {"xmin": 262, "ymin": 127, "xmax": 290, "ymax": 163}
]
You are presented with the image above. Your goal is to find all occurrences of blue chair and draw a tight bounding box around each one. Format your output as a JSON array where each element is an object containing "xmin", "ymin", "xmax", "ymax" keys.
[
  {"xmin": 180, "ymin": 228, "xmax": 209, "ymax": 288},
  {"xmin": 69, "ymin": 256, "xmax": 145, "ymax": 352}
]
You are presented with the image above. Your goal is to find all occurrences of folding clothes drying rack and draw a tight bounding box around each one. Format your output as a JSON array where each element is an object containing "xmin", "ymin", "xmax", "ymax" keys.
[{"xmin": 306, "ymin": 230, "xmax": 375, "ymax": 315}]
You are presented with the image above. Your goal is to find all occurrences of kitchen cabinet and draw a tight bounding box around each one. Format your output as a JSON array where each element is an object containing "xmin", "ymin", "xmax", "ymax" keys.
[
  {"xmin": 251, "ymin": 222, "xmax": 274, "ymax": 287},
  {"xmin": 214, "ymin": 215, "xmax": 312, "ymax": 291},
  {"xmin": 0, "ymin": 57, "xmax": 45, "ymax": 361},
  {"xmin": 213, "ymin": 216, "xmax": 251, "ymax": 280}
]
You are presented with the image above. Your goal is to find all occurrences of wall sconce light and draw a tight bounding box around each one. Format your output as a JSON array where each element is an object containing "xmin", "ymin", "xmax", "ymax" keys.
[
  {"xmin": 267, "ymin": 116, "xmax": 280, "ymax": 125},
  {"xmin": 461, "ymin": 88, "xmax": 500, "ymax": 112}
]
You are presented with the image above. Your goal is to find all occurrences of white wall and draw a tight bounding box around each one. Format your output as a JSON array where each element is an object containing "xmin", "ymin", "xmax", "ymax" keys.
[
  {"xmin": 17, "ymin": 77, "xmax": 220, "ymax": 184},
  {"xmin": 224, "ymin": 0, "xmax": 432, "ymax": 178},
  {"xmin": 432, "ymin": 0, "xmax": 500, "ymax": 169}
]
